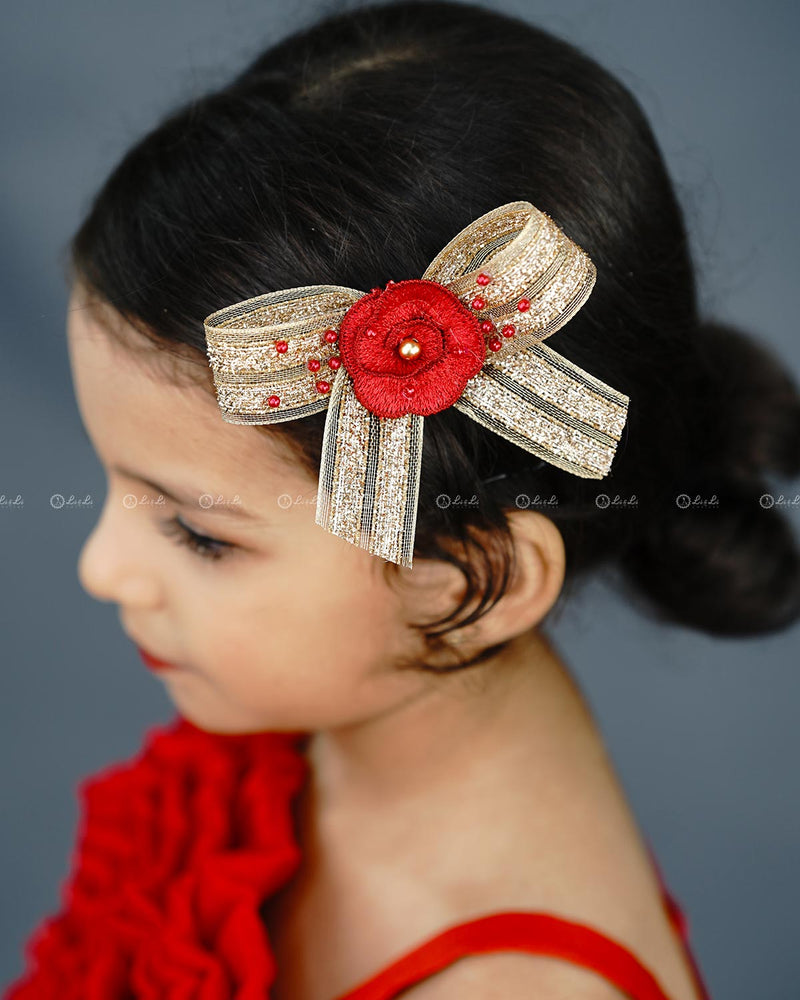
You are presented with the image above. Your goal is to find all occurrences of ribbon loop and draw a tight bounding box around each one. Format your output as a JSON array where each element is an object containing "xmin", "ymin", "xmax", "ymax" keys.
[
  {"xmin": 424, "ymin": 201, "xmax": 597, "ymax": 357},
  {"xmin": 204, "ymin": 285, "xmax": 362, "ymax": 423}
]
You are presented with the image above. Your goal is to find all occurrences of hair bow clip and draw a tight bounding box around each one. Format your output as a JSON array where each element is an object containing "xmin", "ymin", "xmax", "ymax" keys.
[{"xmin": 203, "ymin": 201, "xmax": 630, "ymax": 568}]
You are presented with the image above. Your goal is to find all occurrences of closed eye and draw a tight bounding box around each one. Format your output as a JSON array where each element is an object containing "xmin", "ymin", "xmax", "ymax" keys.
[{"xmin": 158, "ymin": 515, "xmax": 233, "ymax": 562}]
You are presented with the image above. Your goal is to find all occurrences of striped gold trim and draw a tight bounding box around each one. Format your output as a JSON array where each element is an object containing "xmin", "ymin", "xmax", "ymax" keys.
[
  {"xmin": 204, "ymin": 286, "xmax": 363, "ymax": 423},
  {"xmin": 316, "ymin": 368, "xmax": 424, "ymax": 567},
  {"xmin": 425, "ymin": 201, "xmax": 597, "ymax": 355},
  {"xmin": 454, "ymin": 341, "xmax": 628, "ymax": 479}
]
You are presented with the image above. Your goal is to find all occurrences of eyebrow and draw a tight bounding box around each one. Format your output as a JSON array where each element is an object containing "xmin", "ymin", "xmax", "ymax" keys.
[
  {"xmin": 75, "ymin": 424, "xmax": 265, "ymax": 521},
  {"xmin": 111, "ymin": 464, "xmax": 264, "ymax": 522}
]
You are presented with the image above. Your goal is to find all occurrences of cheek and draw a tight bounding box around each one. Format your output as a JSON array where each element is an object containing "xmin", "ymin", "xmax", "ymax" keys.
[{"xmin": 197, "ymin": 550, "xmax": 410, "ymax": 705}]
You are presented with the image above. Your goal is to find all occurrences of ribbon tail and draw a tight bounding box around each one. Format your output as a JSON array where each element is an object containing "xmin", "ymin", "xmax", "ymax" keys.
[
  {"xmin": 453, "ymin": 341, "xmax": 630, "ymax": 478},
  {"xmin": 316, "ymin": 367, "xmax": 425, "ymax": 568}
]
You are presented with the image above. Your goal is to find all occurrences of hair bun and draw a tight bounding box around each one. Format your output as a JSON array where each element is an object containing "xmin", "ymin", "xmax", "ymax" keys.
[
  {"xmin": 618, "ymin": 320, "xmax": 800, "ymax": 636},
  {"xmin": 692, "ymin": 320, "xmax": 800, "ymax": 483}
]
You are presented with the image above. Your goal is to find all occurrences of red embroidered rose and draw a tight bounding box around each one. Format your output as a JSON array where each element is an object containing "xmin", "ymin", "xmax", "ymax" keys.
[
  {"xmin": 338, "ymin": 278, "xmax": 486, "ymax": 418},
  {"xmin": 5, "ymin": 716, "xmax": 308, "ymax": 1000}
]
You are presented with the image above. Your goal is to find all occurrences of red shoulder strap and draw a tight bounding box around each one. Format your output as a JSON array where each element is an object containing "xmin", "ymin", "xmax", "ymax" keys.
[{"xmin": 332, "ymin": 910, "xmax": 712, "ymax": 1000}]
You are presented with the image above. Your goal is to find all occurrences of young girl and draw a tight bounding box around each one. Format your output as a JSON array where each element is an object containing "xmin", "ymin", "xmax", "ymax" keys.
[{"xmin": 6, "ymin": 2, "xmax": 800, "ymax": 999}]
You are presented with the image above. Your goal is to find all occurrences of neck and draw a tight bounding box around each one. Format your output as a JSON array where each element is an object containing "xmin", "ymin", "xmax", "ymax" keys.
[{"xmin": 301, "ymin": 627, "xmax": 598, "ymax": 825}]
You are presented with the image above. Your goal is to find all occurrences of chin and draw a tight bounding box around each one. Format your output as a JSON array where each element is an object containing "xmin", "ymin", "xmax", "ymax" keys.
[{"xmin": 170, "ymin": 697, "xmax": 289, "ymax": 735}]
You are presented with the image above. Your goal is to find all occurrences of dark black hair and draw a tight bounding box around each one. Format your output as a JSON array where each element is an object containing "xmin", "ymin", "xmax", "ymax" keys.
[{"xmin": 68, "ymin": 0, "xmax": 800, "ymax": 672}]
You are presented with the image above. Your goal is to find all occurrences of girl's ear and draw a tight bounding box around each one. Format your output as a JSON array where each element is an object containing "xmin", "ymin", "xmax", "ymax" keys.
[
  {"xmin": 396, "ymin": 510, "xmax": 566, "ymax": 655},
  {"xmin": 461, "ymin": 509, "xmax": 566, "ymax": 650}
]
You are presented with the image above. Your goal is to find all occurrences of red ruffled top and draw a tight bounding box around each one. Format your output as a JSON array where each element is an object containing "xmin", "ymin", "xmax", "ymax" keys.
[
  {"xmin": 3, "ymin": 715, "xmax": 712, "ymax": 1000},
  {"xmin": 3, "ymin": 716, "xmax": 308, "ymax": 1000}
]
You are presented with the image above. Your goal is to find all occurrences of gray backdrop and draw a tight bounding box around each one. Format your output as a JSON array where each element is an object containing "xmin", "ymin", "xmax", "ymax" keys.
[{"xmin": 1, "ymin": 1, "xmax": 798, "ymax": 997}]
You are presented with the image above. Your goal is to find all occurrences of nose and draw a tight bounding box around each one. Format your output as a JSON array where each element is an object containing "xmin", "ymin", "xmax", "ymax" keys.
[{"xmin": 77, "ymin": 492, "xmax": 164, "ymax": 608}]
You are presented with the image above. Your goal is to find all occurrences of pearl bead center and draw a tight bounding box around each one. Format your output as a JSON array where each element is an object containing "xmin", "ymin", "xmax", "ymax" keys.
[{"xmin": 398, "ymin": 337, "xmax": 422, "ymax": 360}]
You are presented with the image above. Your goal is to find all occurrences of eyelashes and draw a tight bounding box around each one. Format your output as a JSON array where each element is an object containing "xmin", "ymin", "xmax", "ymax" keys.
[{"xmin": 158, "ymin": 515, "xmax": 233, "ymax": 562}]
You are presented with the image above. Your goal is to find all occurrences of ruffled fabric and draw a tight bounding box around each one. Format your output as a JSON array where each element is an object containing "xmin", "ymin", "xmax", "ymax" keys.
[{"xmin": 3, "ymin": 715, "xmax": 308, "ymax": 1000}]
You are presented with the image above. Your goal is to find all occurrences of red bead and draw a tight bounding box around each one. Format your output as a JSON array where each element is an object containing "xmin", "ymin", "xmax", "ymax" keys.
[
  {"xmin": 470, "ymin": 296, "xmax": 486, "ymax": 310},
  {"xmin": 307, "ymin": 358, "xmax": 321, "ymax": 372},
  {"xmin": 328, "ymin": 355, "xmax": 342, "ymax": 370},
  {"xmin": 517, "ymin": 298, "xmax": 531, "ymax": 312},
  {"xmin": 370, "ymin": 286, "xmax": 381, "ymax": 294},
  {"xmin": 365, "ymin": 328, "xmax": 377, "ymax": 338},
  {"xmin": 267, "ymin": 395, "xmax": 280, "ymax": 408},
  {"xmin": 323, "ymin": 329, "xmax": 338, "ymax": 343},
  {"xmin": 480, "ymin": 320, "xmax": 495, "ymax": 334},
  {"xmin": 488, "ymin": 337, "xmax": 503, "ymax": 352},
  {"xmin": 385, "ymin": 279, "xmax": 397, "ymax": 287},
  {"xmin": 315, "ymin": 380, "xmax": 331, "ymax": 394},
  {"xmin": 275, "ymin": 340, "xmax": 288, "ymax": 353},
  {"xmin": 501, "ymin": 324, "xmax": 516, "ymax": 338},
  {"xmin": 476, "ymin": 272, "xmax": 492, "ymax": 286},
  {"xmin": 403, "ymin": 385, "xmax": 415, "ymax": 397}
]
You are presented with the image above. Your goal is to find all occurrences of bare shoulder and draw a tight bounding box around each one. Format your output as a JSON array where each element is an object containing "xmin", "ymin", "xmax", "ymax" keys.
[{"xmin": 399, "ymin": 951, "xmax": 631, "ymax": 999}]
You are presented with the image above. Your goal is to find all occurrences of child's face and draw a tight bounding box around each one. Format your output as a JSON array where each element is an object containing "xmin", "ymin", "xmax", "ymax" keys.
[{"xmin": 66, "ymin": 286, "xmax": 447, "ymax": 734}]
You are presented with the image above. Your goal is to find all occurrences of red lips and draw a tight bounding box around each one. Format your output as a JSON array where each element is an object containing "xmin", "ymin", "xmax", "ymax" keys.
[{"xmin": 137, "ymin": 646, "xmax": 177, "ymax": 672}]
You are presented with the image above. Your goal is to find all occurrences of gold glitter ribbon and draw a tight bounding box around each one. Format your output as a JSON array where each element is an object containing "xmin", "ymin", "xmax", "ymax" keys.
[{"xmin": 204, "ymin": 201, "xmax": 629, "ymax": 568}]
